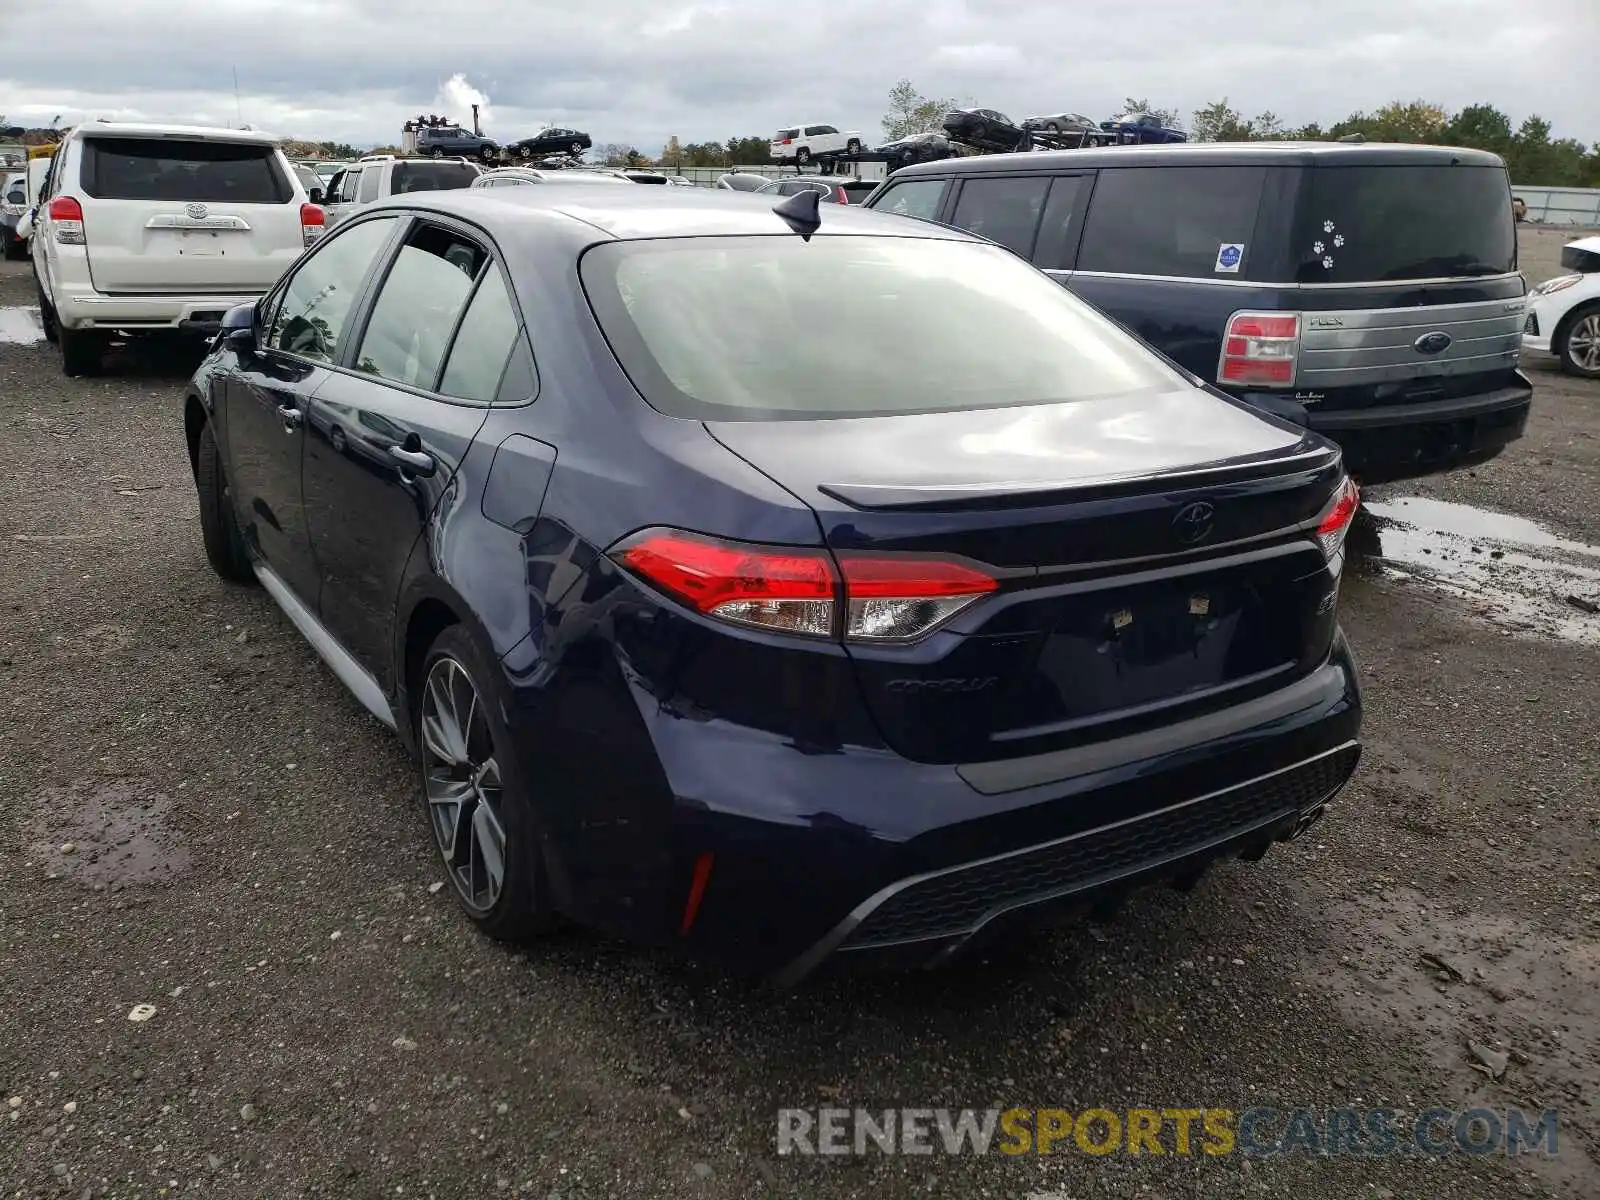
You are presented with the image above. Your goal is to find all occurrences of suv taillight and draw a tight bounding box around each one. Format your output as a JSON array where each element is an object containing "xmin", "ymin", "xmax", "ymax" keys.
[
  {"xmin": 49, "ymin": 195, "xmax": 85, "ymax": 245},
  {"xmin": 1220, "ymin": 311, "xmax": 1299, "ymax": 387},
  {"xmin": 614, "ymin": 530, "xmax": 998, "ymax": 643},
  {"xmin": 300, "ymin": 203, "xmax": 325, "ymax": 247}
]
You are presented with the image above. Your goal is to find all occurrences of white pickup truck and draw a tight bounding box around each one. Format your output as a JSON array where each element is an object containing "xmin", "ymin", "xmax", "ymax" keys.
[{"xmin": 770, "ymin": 124, "xmax": 863, "ymax": 166}]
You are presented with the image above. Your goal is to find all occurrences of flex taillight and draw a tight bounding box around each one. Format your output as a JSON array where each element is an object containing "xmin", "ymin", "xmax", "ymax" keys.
[
  {"xmin": 1220, "ymin": 311, "xmax": 1299, "ymax": 386},
  {"xmin": 300, "ymin": 203, "xmax": 325, "ymax": 247},
  {"xmin": 1315, "ymin": 476, "xmax": 1360, "ymax": 560},
  {"xmin": 49, "ymin": 195, "xmax": 85, "ymax": 245},
  {"xmin": 614, "ymin": 530, "xmax": 998, "ymax": 642},
  {"xmin": 834, "ymin": 186, "xmax": 848, "ymax": 204}
]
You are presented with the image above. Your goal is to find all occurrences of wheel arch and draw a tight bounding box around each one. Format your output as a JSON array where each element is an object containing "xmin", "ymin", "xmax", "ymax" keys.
[
  {"xmin": 392, "ymin": 573, "xmax": 505, "ymax": 757},
  {"xmin": 183, "ymin": 391, "xmax": 208, "ymax": 476}
]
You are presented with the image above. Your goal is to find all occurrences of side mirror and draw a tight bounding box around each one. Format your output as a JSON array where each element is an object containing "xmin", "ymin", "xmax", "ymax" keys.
[
  {"xmin": 220, "ymin": 301, "xmax": 259, "ymax": 352},
  {"xmin": 309, "ymin": 186, "xmax": 324, "ymax": 205}
]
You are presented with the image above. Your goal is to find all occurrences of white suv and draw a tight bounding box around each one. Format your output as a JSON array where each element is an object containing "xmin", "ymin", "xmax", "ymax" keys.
[
  {"xmin": 321, "ymin": 155, "xmax": 481, "ymax": 230},
  {"xmin": 770, "ymin": 124, "xmax": 863, "ymax": 166},
  {"xmin": 30, "ymin": 121, "xmax": 322, "ymax": 376}
]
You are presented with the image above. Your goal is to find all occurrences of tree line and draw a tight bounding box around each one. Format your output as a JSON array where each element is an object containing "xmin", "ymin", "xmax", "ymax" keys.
[{"xmin": 882, "ymin": 82, "xmax": 1598, "ymax": 188}]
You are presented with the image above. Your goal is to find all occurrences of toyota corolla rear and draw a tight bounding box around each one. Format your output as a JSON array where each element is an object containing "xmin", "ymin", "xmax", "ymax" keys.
[{"xmin": 571, "ymin": 227, "xmax": 1363, "ymax": 982}]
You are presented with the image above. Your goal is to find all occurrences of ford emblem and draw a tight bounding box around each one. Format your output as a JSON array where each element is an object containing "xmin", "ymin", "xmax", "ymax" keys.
[
  {"xmin": 186, "ymin": 203, "xmax": 209, "ymax": 220},
  {"xmin": 1171, "ymin": 501, "xmax": 1215, "ymax": 546},
  {"xmin": 1413, "ymin": 331, "xmax": 1453, "ymax": 355}
]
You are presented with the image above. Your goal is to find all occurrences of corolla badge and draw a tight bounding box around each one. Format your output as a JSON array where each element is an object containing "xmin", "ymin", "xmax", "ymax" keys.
[
  {"xmin": 1171, "ymin": 501, "xmax": 1216, "ymax": 546},
  {"xmin": 1413, "ymin": 331, "xmax": 1453, "ymax": 355},
  {"xmin": 185, "ymin": 203, "xmax": 209, "ymax": 220}
]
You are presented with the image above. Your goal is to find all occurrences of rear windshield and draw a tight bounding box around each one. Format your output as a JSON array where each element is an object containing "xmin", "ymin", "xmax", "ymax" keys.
[
  {"xmin": 1296, "ymin": 165, "xmax": 1515, "ymax": 283},
  {"xmin": 581, "ymin": 235, "xmax": 1186, "ymax": 422},
  {"xmin": 80, "ymin": 137, "xmax": 291, "ymax": 203},
  {"xmin": 390, "ymin": 162, "xmax": 480, "ymax": 194}
]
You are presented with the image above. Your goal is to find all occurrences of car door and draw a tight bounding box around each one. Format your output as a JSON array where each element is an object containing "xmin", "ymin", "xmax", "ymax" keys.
[
  {"xmin": 224, "ymin": 215, "xmax": 402, "ymax": 604},
  {"xmin": 301, "ymin": 216, "xmax": 521, "ymax": 686}
]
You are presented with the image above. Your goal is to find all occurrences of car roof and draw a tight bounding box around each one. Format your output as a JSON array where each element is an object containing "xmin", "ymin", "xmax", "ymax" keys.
[
  {"xmin": 890, "ymin": 140, "xmax": 1507, "ymax": 177},
  {"xmin": 371, "ymin": 185, "xmax": 982, "ymax": 244},
  {"xmin": 66, "ymin": 120, "xmax": 283, "ymax": 146}
]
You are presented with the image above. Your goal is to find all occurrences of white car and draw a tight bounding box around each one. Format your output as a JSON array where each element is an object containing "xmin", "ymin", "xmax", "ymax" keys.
[
  {"xmin": 770, "ymin": 123, "xmax": 863, "ymax": 166},
  {"xmin": 1523, "ymin": 235, "xmax": 1600, "ymax": 378},
  {"xmin": 469, "ymin": 166, "xmax": 630, "ymax": 188},
  {"xmin": 321, "ymin": 154, "xmax": 481, "ymax": 229},
  {"xmin": 31, "ymin": 121, "xmax": 322, "ymax": 376}
]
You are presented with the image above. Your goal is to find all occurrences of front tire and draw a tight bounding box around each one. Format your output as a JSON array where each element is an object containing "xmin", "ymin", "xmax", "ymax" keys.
[
  {"xmin": 1558, "ymin": 304, "xmax": 1600, "ymax": 379},
  {"xmin": 846, "ymin": 138, "xmax": 861, "ymax": 155},
  {"xmin": 417, "ymin": 626, "xmax": 551, "ymax": 941},
  {"xmin": 480, "ymin": 146, "xmax": 495, "ymax": 162},
  {"xmin": 569, "ymin": 141, "xmax": 583, "ymax": 156},
  {"xmin": 430, "ymin": 147, "xmax": 444, "ymax": 159},
  {"xmin": 194, "ymin": 420, "xmax": 255, "ymax": 584}
]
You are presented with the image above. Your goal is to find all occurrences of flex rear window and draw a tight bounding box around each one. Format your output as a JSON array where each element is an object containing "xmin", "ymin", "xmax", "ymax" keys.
[
  {"xmin": 80, "ymin": 137, "xmax": 291, "ymax": 203},
  {"xmin": 1295, "ymin": 165, "xmax": 1515, "ymax": 283},
  {"xmin": 390, "ymin": 162, "xmax": 480, "ymax": 194}
]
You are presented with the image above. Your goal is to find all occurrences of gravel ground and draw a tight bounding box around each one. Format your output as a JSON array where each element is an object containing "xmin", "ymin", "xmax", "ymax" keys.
[{"xmin": 2, "ymin": 227, "xmax": 1597, "ymax": 1200}]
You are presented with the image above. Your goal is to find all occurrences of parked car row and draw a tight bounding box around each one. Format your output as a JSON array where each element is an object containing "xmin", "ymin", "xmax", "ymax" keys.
[{"xmin": 401, "ymin": 120, "xmax": 594, "ymax": 164}]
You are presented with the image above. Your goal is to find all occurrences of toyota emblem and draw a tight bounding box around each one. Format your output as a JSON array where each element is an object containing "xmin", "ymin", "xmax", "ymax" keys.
[
  {"xmin": 185, "ymin": 203, "xmax": 209, "ymax": 220},
  {"xmin": 1171, "ymin": 501, "xmax": 1216, "ymax": 546}
]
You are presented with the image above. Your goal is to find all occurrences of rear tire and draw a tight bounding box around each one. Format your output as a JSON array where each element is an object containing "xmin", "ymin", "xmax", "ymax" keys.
[
  {"xmin": 194, "ymin": 420, "xmax": 255, "ymax": 585},
  {"xmin": 480, "ymin": 146, "xmax": 495, "ymax": 162},
  {"xmin": 1558, "ymin": 304, "xmax": 1600, "ymax": 379},
  {"xmin": 796, "ymin": 147, "xmax": 811, "ymax": 165},
  {"xmin": 36, "ymin": 279, "xmax": 59, "ymax": 345},
  {"xmin": 846, "ymin": 138, "xmax": 861, "ymax": 155},
  {"xmin": 417, "ymin": 625, "xmax": 552, "ymax": 942},
  {"xmin": 569, "ymin": 141, "xmax": 583, "ymax": 156},
  {"xmin": 430, "ymin": 147, "xmax": 444, "ymax": 159},
  {"xmin": 1046, "ymin": 122, "xmax": 1061, "ymax": 133},
  {"xmin": 58, "ymin": 324, "xmax": 103, "ymax": 377}
]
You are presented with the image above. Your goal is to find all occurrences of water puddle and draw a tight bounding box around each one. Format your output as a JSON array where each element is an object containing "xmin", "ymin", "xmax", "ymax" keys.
[
  {"xmin": 1355, "ymin": 496, "xmax": 1600, "ymax": 646},
  {"xmin": 0, "ymin": 305, "xmax": 44, "ymax": 345},
  {"xmin": 22, "ymin": 783, "xmax": 191, "ymax": 890}
]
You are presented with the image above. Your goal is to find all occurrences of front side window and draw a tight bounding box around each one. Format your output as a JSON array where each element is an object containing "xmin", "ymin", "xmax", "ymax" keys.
[
  {"xmin": 270, "ymin": 217, "xmax": 397, "ymax": 361},
  {"xmin": 354, "ymin": 224, "xmax": 486, "ymax": 389},
  {"xmin": 80, "ymin": 136, "xmax": 291, "ymax": 203},
  {"xmin": 581, "ymin": 234, "xmax": 1186, "ymax": 422},
  {"xmin": 1077, "ymin": 166, "xmax": 1267, "ymax": 278},
  {"xmin": 949, "ymin": 176, "xmax": 1050, "ymax": 259},
  {"xmin": 871, "ymin": 179, "xmax": 946, "ymax": 222}
]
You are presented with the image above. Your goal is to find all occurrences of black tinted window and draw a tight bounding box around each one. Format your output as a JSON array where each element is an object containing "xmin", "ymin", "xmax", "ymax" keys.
[
  {"xmin": 1296, "ymin": 165, "xmax": 1515, "ymax": 283},
  {"xmin": 355, "ymin": 225, "xmax": 486, "ymax": 388},
  {"xmin": 1032, "ymin": 176, "xmax": 1088, "ymax": 270},
  {"xmin": 949, "ymin": 176, "xmax": 1050, "ymax": 258},
  {"xmin": 271, "ymin": 218, "xmax": 397, "ymax": 361},
  {"xmin": 1078, "ymin": 167, "xmax": 1267, "ymax": 278},
  {"xmin": 390, "ymin": 162, "xmax": 480, "ymax": 194},
  {"xmin": 439, "ymin": 268, "xmax": 522, "ymax": 403},
  {"xmin": 81, "ymin": 137, "xmax": 291, "ymax": 203}
]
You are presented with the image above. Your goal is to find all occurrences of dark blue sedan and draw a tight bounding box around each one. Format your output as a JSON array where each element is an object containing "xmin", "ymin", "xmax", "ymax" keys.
[{"xmin": 182, "ymin": 186, "xmax": 1362, "ymax": 984}]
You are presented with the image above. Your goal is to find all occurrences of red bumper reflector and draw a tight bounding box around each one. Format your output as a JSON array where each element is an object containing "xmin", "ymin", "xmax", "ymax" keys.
[{"xmin": 678, "ymin": 852, "xmax": 716, "ymax": 936}]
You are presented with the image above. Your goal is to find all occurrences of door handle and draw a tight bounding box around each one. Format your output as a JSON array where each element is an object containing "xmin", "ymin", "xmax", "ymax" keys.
[
  {"xmin": 389, "ymin": 445, "xmax": 436, "ymax": 476},
  {"xmin": 276, "ymin": 403, "xmax": 303, "ymax": 428}
]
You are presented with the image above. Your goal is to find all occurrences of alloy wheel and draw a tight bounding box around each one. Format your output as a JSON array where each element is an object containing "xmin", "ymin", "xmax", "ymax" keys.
[
  {"xmin": 420, "ymin": 656, "xmax": 508, "ymax": 914},
  {"xmin": 1570, "ymin": 314, "xmax": 1600, "ymax": 374}
]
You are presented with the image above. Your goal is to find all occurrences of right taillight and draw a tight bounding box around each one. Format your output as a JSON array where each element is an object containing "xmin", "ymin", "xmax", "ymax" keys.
[
  {"xmin": 1315, "ymin": 476, "xmax": 1360, "ymax": 560},
  {"xmin": 300, "ymin": 202, "xmax": 325, "ymax": 247},
  {"xmin": 613, "ymin": 530, "xmax": 997, "ymax": 643},
  {"xmin": 49, "ymin": 195, "xmax": 85, "ymax": 245},
  {"xmin": 1220, "ymin": 311, "xmax": 1299, "ymax": 387}
]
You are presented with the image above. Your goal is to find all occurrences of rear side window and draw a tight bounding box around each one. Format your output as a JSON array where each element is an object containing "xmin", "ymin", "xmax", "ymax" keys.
[
  {"xmin": 390, "ymin": 162, "xmax": 480, "ymax": 194},
  {"xmin": 80, "ymin": 137, "xmax": 291, "ymax": 203},
  {"xmin": 439, "ymin": 269, "xmax": 524, "ymax": 403},
  {"xmin": 355, "ymin": 224, "xmax": 487, "ymax": 389},
  {"xmin": 1295, "ymin": 165, "xmax": 1515, "ymax": 283},
  {"xmin": 949, "ymin": 176, "xmax": 1050, "ymax": 258},
  {"xmin": 871, "ymin": 179, "xmax": 946, "ymax": 221},
  {"xmin": 1077, "ymin": 166, "xmax": 1267, "ymax": 278},
  {"xmin": 777, "ymin": 129, "xmax": 799, "ymax": 140},
  {"xmin": 357, "ymin": 168, "xmax": 381, "ymax": 203}
]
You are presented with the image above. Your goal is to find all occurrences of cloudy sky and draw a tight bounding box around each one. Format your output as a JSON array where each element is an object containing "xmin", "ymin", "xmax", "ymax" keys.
[{"xmin": 1, "ymin": 0, "xmax": 1594, "ymax": 154}]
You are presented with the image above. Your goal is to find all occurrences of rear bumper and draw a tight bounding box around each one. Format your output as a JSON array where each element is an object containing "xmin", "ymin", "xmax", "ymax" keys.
[
  {"xmin": 1251, "ymin": 380, "xmax": 1533, "ymax": 487},
  {"xmin": 53, "ymin": 288, "xmax": 262, "ymax": 334},
  {"xmin": 648, "ymin": 634, "xmax": 1362, "ymax": 984}
]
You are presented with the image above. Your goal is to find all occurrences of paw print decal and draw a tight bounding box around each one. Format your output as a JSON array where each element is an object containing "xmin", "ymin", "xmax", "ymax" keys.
[
  {"xmin": 1323, "ymin": 220, "xmax": 1336, "ymax": 233},
  {"xmin": 1314, "ymin": 240, "xmax": 1326, "ymax": 254},
  {"xmin": 1333, "ymin": 234, "xmax": 1345, "ymax": 248},
  {"xmin": 1322, "ymin": 255, "xmax": 1335, "ymax": 269},
  {"xmin": 1312, "ymin": 220, "xmax": 1345, "ymax": 269}
]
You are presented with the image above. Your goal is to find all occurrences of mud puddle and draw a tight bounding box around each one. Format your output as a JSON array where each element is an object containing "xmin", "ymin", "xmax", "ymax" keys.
[
  {"xmin": 1353, "ymin": 497, "xmax": 1600, "ymax": 646},
  {"xmin": 22, "ymin": 783, "xmax": 191, "ymax": 890},
  {"xmin": 0, "ymin": 305, "xmax": 44, "ymax": 345}
]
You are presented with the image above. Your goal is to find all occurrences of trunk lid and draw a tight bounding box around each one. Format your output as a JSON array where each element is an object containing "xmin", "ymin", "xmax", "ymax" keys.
[
  {"xmin": 708, "ymin": 391, "xmax": 1346, "ymax": 764},
  {"xmin": 79, "ymin": 133, "xmax": 304, "ymax": 294}
]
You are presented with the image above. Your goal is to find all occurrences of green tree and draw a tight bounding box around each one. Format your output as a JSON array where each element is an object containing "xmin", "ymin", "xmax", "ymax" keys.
[
  {"xmin": 882, "ymin": 79, "xmax": 955, "ymax": 140},
  {"xmin": 1443, "ymin": 103, "xmax": 1513, "ymax": 156},
  {"xmin": 725, "ymin": 135, "xmax": 771, "ymax": 165},
  {"xmin": 1190, "ymin": 99, "xmax": 1254, "ymax": 142},
  {"xmin": 1120, "ymin": 97, "xmax": 1181, "ymax": 130}
]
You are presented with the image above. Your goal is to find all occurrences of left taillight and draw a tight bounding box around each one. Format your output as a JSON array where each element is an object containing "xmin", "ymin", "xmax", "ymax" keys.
[
  {"xmin": 613, "ymin": 529, "xmax": 997, "ymax": 643},
  {"xmin": 1315, "ymin": 476, "xmax": 1360, "ymax": 560},
  {"xmin": 1219, "ymin": 311, "xmax": 1299, "ymax": 387},
  {"xmin": 300, "ymin": 202, "xmax": 325, "ymax": 247},
  {"xmin": 49, "ymin": 195, "xmax": 85, "ymax": 245}
]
